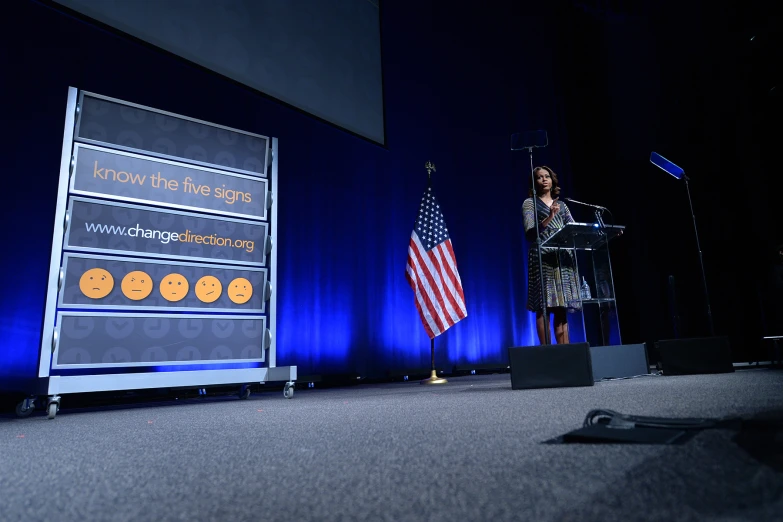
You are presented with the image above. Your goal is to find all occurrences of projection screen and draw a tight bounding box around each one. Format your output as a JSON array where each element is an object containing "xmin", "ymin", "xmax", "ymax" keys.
[{"xmin": 53, "ymin": 0, "xmax": 385, "ymax": 145}]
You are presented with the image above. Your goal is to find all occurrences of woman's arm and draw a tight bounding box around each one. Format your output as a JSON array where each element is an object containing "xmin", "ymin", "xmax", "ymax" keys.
[
  {"xmin": 523, "ymin": 198, "xmax": 559, "ymax": 241},
  {"xmin": 561, "ymin": 202, "xmax": 575, "ymax": 224},
  {"xmin": 522, "ymin": 199, "xmax": 539, "ymax": 242}
]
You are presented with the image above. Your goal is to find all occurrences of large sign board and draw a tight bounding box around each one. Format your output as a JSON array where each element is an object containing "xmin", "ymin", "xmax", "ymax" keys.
[{"xmin": 37, "ymin": 87, "xmax": 285, "ymax": 392}]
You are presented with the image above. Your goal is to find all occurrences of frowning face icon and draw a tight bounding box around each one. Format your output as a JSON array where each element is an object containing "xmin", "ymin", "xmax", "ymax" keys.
[
  {"xmin": 79, "ymin": 268, "xmax": 114, "ymax": 299},
  {"xmin": 227, "ymin": 277, "xmax": 253, "ymax": 305}
]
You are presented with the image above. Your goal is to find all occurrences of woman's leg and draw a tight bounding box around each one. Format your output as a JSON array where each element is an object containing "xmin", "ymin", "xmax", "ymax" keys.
[
  {"xmin": 553, "ymin": 308, "xmax": 569, "ymax": 344},
  {"xmin": 535, "ymin": 311, "xmax": 551, "ymax": 345}
]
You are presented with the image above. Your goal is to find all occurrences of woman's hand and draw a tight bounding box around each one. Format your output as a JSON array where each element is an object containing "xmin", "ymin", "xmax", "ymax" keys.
[{"xmin": 549, "ymin": 198, "xmax": 560, "ymax": 218}]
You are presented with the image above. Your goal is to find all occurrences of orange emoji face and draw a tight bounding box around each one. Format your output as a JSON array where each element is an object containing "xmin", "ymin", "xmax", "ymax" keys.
[
  {"xmin": 227, "ymin": 277, "xmax": 253, "ymax": 305},
  {"xmin": 121, "ymin": 271, "xmax": 153, "ymax": 301},
  {"xmin": 195, "ymin": 275, "xmax": 222, "ymax": 303},
  {"xmin": 79, "ymin": 268, "xmax": 114, "ymax": 299},
  {"xmin": 159, "ymin": 273, "xmax": 189, "ymax": 302}
]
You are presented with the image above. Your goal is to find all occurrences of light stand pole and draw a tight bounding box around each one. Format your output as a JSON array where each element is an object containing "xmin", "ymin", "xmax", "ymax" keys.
[
  {"xmin": 683, "ymin": 174, "xmax": 715, "ymax": 336},
  {"xmin": 650, "ymin": 152, "xmax": 714, "ymax": 337}
]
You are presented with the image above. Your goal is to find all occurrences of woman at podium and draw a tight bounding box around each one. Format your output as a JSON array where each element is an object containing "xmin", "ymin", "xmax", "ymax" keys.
[{"xmin": 522, "ymin": 166, "xmax": 581, "ymax": 345}]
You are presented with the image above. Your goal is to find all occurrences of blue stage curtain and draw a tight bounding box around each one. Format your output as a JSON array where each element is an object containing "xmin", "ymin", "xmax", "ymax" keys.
[{"xmin": 0, "ymin": 0, "xmax": 574, "ymax": 387}]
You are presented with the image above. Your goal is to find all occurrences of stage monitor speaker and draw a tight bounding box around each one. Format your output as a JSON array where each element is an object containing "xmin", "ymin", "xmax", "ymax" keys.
[
  {"xmin": 590, "ymin": 343, "xmax": 649, "ymax": 381},
  {"xmin": 508, "ymin": 343, "xmax": 594, "ymax": 390},
  {"xmin": 655, "ymin": 336, "xmax": 734, "ymax": 375}
]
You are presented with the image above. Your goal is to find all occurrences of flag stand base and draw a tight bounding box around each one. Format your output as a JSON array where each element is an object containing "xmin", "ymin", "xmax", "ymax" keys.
[{"xmin": 420, "ymin": 370, "xmax": 448, "ymax": 385}]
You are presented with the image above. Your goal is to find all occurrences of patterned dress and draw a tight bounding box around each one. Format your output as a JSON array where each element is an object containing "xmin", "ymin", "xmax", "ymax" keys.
[{"xmin": 522, "ymin": 198, "xmax": 582, "ymax": 312}]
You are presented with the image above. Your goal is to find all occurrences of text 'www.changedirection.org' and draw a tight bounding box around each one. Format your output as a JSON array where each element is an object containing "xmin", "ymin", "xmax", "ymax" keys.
[{"xmin": 83, "ymin": 222, "xmax": 255, "ymax": 253}]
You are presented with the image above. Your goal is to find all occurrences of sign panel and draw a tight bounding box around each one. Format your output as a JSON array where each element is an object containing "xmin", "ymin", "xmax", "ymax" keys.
[
  {"xmin": 59, "ymin": 253, "xmax": 270, "ymax": 313},
  {"xmin": 71, "ymin": 144, "xmax": 268, "ymax": 220},
  {"xmin": 64, "ymin": 197, "xmax": 269, "ymax": 266},
  {"xmin": 75, "ymin": 92, "xmax": 269, "ymax": 177},
  {"xmin": 54, "ymin": 312, "xmax": 269, "ymax": 369}
]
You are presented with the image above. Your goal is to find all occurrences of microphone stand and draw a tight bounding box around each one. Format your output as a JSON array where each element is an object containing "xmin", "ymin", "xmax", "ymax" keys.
[
  {"xmin": 564, "ymin": 197, "xmax": 607, "ymax": 229},
  {"xmin": 594, "ymin": 209, "xmax": 606, "ymax": 229},
  {"xmin": 527, "ymin": 147, "xmax": 550, "ymax": 345}
]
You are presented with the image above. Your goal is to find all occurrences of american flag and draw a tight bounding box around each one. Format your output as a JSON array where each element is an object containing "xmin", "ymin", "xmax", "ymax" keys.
[{"xmin": 405, "ymin": 186, "xmax": 467, "ymax": 339}]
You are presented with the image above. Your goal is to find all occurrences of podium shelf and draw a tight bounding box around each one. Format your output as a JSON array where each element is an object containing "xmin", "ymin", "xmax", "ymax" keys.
[{"xmin": 540, "ymin": 222, "xmax": 625, "ymax": 250}]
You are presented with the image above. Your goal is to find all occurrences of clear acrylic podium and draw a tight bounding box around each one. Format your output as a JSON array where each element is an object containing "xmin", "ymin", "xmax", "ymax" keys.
[{"xmin": 541, "ymin": 222, "xmax": 625, "ymax": 347}]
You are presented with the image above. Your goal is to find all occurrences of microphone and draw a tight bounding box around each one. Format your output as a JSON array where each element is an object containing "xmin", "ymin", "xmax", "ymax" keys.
[{"xmin": 564, "ymin": 197, "xmax": 607, "ymax": 211}]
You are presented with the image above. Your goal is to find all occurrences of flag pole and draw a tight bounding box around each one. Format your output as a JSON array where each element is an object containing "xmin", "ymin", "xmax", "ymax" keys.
[{"xmin": 421, "ymin": 161, "xmax": 448, "ymax": 385}]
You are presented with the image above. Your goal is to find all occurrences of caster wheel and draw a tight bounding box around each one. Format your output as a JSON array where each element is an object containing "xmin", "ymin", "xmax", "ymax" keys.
[
  {"xmin": 239, "ymin": 387, "xmax": 251, "ymax": 400},
  {"xmin": 15, "ymin": 400, "xmax": 35, "ymax": 418},
  {"xmin": 283, "ymin": 384, "xmax": 294, "ymax": 399},
  {"xmin": 47, "ymin": 403, "xmax": 59, "ymax": 420}
]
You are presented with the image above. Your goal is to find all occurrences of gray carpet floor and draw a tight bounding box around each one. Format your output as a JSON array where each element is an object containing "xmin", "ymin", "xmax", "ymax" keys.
[{"xmin": 1, "ymin": 369, "xmax": 782, "ymax": 522}]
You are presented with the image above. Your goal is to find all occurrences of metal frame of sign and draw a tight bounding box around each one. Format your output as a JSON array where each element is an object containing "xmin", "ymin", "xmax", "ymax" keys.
[
  {"xmin": 47, "ymin": 368, "xmax": 277, "ymax": 395},
  {"xmin": 38, "ymin": 88, "xmax": 79, "ymax": 379}
]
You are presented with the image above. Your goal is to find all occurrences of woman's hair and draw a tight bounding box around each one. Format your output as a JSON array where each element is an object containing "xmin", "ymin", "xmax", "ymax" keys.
[{"xmin": 529, "ymin": 166, "xmax": 561, "ymax": 197}]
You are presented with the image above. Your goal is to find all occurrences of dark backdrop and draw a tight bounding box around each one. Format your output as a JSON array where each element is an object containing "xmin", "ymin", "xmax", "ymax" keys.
[
  {"xmin": 1, "ymin": 0, "xmax": 780, "ymax": 393},
  {"xmin": 552, "ymin": 0, "xmax": 782, "ymax": 362}
]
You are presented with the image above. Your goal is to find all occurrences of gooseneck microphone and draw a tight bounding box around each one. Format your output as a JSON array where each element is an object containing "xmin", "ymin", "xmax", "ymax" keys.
[{"xmin": 564, "ymin": 197, "xmax": 607, "ymax": 210}]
